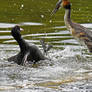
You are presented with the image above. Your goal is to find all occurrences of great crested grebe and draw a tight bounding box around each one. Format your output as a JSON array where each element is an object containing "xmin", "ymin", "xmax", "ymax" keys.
[
  {"xmin": 8, "ymin": 25, "xmax": 48, "ymax": 65},
  {"xmin": 52, "ymin": 0, "xmax": 92, "ymax": 52}
]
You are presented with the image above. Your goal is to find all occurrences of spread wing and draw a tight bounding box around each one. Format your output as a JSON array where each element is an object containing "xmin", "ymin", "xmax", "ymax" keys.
[{"xmin": 21, "ymin": 52, "xmax": 30, "ymax": 65}]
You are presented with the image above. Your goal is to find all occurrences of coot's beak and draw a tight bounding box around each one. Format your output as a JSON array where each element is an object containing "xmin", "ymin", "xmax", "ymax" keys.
[
  {"xmin": 20, "ymin": 27, "xmax": 24, "ymax": 31},
  {"xmin": 51, "ymin": 0, "xmax": 62, "ymax": 16}
]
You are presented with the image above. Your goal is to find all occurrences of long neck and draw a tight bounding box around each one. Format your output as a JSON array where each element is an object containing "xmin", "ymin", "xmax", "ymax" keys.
[
  {"xmin": 13, "ymin": 33, "xmax": 27, "ymax": 52},
  {"xmin": 64, "ymin": 9, "xmax": 72, "ymax": 30}
]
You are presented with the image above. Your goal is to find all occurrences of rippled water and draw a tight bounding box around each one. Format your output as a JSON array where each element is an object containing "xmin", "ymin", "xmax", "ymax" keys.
[{"xmin": 0, "ymin": 0, "xmax": 92, "ymax": 92}]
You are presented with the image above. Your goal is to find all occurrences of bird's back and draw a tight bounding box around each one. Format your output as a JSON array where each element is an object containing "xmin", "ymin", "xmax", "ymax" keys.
[
  {"xmin": 28, "ymin": 44, "xmax": 45, "ymax": 61},
  {"xmin": 70, "ymin": 22, "xmax": 92, "ymax": 52}
]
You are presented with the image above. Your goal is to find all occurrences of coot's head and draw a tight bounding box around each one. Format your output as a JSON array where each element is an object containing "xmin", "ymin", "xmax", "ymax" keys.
[
  {"xmin": 12, "ymin": 25, "xmax": 23, "ymax": 32},
  {"xmin": 11, "ymin": 25, "xmax": 23, "ymax": 38}
]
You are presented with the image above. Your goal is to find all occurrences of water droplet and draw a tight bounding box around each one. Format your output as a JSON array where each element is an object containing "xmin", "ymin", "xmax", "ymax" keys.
[
  {"xmin": 20, "ymin": 4, "xmax": 24, "ymax": 9},
  {"xmin": 49, "ymin": 20, "xmax": 52, "ymax": 23},
  {"xmin": 79, "ymin": 8, "xmax": 81, "ymax": 11},
  {"xmin": 22, "ymin": 4, "xmax": 24, "ymax": 7},
  {"xmin": 41, "ymin": 15, "xmax": 44, "ymax": 18}
]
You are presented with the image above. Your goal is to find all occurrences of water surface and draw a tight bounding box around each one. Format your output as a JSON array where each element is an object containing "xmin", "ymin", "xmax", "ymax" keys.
[{"xmin": 0, "ymin": 0, "xmax": 92, "ymax": 92}]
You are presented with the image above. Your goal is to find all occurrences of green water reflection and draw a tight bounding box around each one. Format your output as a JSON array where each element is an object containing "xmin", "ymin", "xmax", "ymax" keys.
[
  {"xmin": 0, "ymin": 0, "xmax": 92, "ymax": 25},
  {"xmin": 0, "ymin": 1, "xmax": 92, "ymax": 92},
  {"xmin": 0, "ymin": 0, "xmax": 92, "ymax": 46}
]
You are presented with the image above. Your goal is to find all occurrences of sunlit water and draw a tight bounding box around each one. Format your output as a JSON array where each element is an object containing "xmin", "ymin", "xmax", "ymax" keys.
[
  {"xmin": 0, "ymin": 0, "xmax": 92, "ymax": 92},
  {"xmin": 0, "ymin": 22, "xmax": 92, "ymax": 92}
]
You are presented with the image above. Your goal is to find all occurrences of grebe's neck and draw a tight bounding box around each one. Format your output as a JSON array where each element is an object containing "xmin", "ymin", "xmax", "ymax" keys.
[{"xmin": 64, "ymin": 9, "xmax": 72, "ymax": 30}]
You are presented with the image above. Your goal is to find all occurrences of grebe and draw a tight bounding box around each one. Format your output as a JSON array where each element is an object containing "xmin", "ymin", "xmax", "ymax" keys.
[{"xmin": 52, "ymin": 0, "xmax": 92, "ymax": 52}]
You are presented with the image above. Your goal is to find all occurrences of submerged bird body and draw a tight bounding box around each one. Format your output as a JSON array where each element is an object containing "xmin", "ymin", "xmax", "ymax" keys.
[
  {"xmin": 8, "ymin": 26, "xmax": 46, "ymax": 65},
  {"xmin": 52, "ymin": 0, "xmax": 92, "ymax": 52}
]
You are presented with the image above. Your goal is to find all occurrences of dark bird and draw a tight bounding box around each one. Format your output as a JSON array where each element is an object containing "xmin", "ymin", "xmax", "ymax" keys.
[
  {"xmin": 8, "ymin": 25, "xmax": 48, "ymax": 65},
  {"xmin": 52, "ymin": 0, "xmax": 92, "ymax": 52}
]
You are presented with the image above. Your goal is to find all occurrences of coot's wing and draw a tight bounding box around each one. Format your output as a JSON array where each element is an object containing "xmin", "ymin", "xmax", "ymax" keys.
[
  {"xmin": 8, "ymin": 54, "xmax": 17, "ymax": 62},
  {"xmin": 21, "ymin": 52, "xmax": 30, "ymax": 65}
]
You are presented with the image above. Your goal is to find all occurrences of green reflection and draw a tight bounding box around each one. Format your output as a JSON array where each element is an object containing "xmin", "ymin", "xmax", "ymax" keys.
[{"xmin": 0, "ymin": 0, "xmax": 92, "ymax": 47}]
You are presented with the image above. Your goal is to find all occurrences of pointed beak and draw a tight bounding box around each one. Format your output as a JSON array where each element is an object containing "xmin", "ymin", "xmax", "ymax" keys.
[
  {"xmin": 51, "ymin": 0, "xmax": 62, "ymax": 16},
  {"xmin": 20, "ymin": 27, "xmax": 24, "ymax": 31}
]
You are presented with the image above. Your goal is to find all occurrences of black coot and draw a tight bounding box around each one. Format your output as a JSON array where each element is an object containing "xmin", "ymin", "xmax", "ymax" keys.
[{"xmin": 8, "ymin": 25, "xmax": 47, "ymax": 65}]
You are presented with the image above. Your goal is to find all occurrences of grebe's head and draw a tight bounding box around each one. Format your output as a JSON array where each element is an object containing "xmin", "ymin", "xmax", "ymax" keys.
[
  {"xmin": 62, "ymin": 0, "xmax": 71, "ymax": 9},
  {"xmin": 51, "ymin": 0, "xmax": 71, "ymax": 15}
]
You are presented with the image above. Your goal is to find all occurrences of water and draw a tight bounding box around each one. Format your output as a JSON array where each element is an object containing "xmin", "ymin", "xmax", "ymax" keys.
[{"xmin": 0, "ymin": 0, "xmax": 92, "ymax": 92}]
